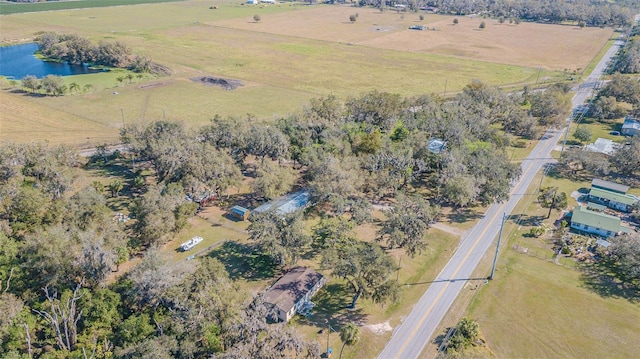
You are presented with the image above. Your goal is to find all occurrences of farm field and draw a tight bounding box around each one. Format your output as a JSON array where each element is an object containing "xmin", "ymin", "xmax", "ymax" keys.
[{"xmin": 0, "ymin": 0, "xmax": 613, "ymax": 146}]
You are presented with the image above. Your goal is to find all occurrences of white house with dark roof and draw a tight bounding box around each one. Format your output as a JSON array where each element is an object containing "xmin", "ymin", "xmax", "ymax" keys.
[{"xmin": 263, "ymin": 266, "xmax": 326, "ymax": 322}]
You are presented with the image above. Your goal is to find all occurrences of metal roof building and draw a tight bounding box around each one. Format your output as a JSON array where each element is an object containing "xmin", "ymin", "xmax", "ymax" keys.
[
  {"xmin": 591, "ymin": 178, "xmax": 629, "ymax": 194},
  {"xmin": 253, "ymin": 190, "xmax": 311, "ymax": 216}
]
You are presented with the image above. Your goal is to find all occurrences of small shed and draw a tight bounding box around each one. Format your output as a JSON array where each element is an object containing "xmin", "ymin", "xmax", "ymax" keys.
[{"xmin": 230, "ymin": 205, "xmax": 250, "ymax": 221}]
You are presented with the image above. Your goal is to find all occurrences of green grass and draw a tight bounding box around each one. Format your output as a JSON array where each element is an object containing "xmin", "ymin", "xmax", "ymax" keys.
[
  {"xmin": 467, "ymin": 254, "xmax": 640, "ymax": 358},
  {"xmin": 581, "ymin": 37, "xmax": 617, "ymax": 79},
  {"xmin": 0, "ymin": 0, "xmax": 186, "ymax": 15}
]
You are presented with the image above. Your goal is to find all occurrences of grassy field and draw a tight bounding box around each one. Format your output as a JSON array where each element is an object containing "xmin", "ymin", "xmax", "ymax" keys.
[
  {"xmin": 0, "ymin": 0, "xmax": 186, "ymax": 15},
  {"xmin": 0, "ymin": 0, "xmax": 613, "ymax": 146}
]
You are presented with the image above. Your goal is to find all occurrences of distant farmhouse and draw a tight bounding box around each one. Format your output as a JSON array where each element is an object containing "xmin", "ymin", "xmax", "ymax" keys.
[
  {"xmin": 263, "ymin": 267, "xmax": 326, "ymax": 322},
  {"xmin": 253, "ymin": 190, "xmax": 311, "ymax": 216},
  {"xmin": 621, "ymin": 116, "xmax": 640, "ymax": 136}
]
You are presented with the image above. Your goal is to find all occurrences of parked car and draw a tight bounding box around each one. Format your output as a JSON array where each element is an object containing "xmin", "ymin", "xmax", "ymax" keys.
[{"xmin": 409, "ymin": 25, "xmax": 427, "ymax": 30}]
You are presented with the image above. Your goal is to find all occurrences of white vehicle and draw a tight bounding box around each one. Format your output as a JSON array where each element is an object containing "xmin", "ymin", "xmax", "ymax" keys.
[{"xmin": 180, "ymin": 236, "xmax": 203, "ymax": 251}]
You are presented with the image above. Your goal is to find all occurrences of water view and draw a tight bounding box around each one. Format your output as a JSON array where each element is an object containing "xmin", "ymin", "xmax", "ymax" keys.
[{"xmin": 0, "ymin": 42, "xmax": 103, "ymax": 80}]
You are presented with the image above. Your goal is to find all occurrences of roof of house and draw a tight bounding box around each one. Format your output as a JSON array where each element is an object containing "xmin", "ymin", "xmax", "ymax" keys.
[
  {"xmin": 263, "ymin": 266, "xmax": 324, "ymax": 314},
  {"xmin": 622, "ymin": 117, "xmax": 640, "ymax": 131},
  {"xmin": 590, "ymin": 188, "xmax": 637, "ymax": 206},
  {"xmin": 587, "ymin": 202, "xmax": 607, "ymax": 211},
  {"xmin": 584, "ymin": 138, "xmax": 617, "ymax": 155},
  {"xmin": 427, "ymin": 138, "xmax": 446, "ymax": 154},
  {"xmin": 571, "ymin": 206, "xmax": 621, "ymax": 233},
  {"xmin": 253, "ymin": 190, "xmax": 311, "ymax": 215},
  {"xmin": 591, "ymin": 178, "xmax": 629, "ymax": 194},
  {"xmin": 231, "ymin": 205, "xmax": 250, "ymax": 215}
]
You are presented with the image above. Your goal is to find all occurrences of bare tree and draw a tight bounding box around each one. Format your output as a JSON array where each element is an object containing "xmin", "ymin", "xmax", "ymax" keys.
[{"xmin": 33, "ymin": 279, "xmax": 85, "ymax": 352}]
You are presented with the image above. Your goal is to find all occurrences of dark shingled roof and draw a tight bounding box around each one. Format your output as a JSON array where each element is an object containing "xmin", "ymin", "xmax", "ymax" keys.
[{"xmin": 263, "ymin": 267, "xmax": 324, "ymax": 315}]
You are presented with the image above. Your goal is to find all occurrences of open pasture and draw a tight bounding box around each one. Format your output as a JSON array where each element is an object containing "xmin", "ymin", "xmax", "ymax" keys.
[
  {"xmin": 214, "ymin": 4, "xmax": 614, "ymax": 71},
  {"xmin": 0, "ymin": 0, "xmax": 612, "ymax": 145}
]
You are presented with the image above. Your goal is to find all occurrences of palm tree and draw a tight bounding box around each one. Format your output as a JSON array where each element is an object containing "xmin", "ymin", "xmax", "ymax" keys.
[
  {"xmin": 69, "ymin": 82, "xmax": 80, "ymax": 94},
  {"xmin": 339, "ymin": 323, "xmax": 360, "ymax": 359},
  {"xmin": 83, "ymin": 83, "xmax": 94, "ymax": 93}
]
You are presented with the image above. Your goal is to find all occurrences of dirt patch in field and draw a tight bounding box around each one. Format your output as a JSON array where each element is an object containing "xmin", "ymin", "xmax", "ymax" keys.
[
  {"xmin": 191, "ymin": 76, "xmax": 243, "ymax": 90},
  {"xmin": 139, "ymin": 81, "xmax": 172, "ymax": 89}
]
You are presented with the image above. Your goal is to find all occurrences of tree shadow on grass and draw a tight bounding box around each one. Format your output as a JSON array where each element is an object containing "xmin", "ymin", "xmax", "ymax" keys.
[
  {"xmin": 446, "ymin": 208, "xmax": 483, "ymax": 224},
  {"xmin": 296, "ymin": 282, "xmax": 368, "ymax": 329},
  {"xmin": 510, "ymin": 213, "xmax": 547, "ymax": 227},
  {"xmin": 208, "ymin": 241, "xmax": 279, "ymax": 281},
  {"xmin": 578, "ymin": 259, "xmax": 640, "ymax": 303}
]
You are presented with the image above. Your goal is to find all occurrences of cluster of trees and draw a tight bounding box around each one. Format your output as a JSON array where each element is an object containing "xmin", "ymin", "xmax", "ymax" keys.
[
  {"xmin": 587, "ymin": 73, "xmax": 640, "ymax": 120},
  {"xmin": 0, "ymin": 142, "xmax": 320, "ymax": 358},
  {"xmin": 35, "ymin": 32, "xmax": 170, "ymax": 75},
  {"xmin": 605, "ymin": 234, "xmax": 640, "ymax": 288},
  {"xmin": 613, "ymin": 35, "xmax": 640, "ymax": 74}
]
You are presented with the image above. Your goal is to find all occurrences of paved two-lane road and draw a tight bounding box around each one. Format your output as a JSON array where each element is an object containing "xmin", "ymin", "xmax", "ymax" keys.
[{"xmin": 377, "ymin": 32, "xmax": 627, "ymax": 359}]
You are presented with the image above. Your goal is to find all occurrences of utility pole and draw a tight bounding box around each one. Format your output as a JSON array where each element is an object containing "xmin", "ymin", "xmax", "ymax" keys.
[
  {"xmin": 120, "ymin": 108, "xmax": 125, "ymax": 127},
  {"xmin": 535, "ymin": 67, "xmax": 542, "ymax": 84},
  {"xmin": 489, "ymin": 213, "xmax": 507, "ymax": 280},
  {"xmin": 443, "ymin": 78, "xmax": 447, "ymax": 97}
]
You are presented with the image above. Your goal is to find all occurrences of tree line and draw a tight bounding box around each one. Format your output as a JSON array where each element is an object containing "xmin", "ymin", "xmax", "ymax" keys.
[{"xmin": 363, "ymin": 0, "xmax": 636, "ymax": 27}]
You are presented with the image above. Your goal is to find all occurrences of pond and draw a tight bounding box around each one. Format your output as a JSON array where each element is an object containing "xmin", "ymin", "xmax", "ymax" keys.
[{"xmin": 0, "ymin": 43, "xmax": 104, "ymax": 80}]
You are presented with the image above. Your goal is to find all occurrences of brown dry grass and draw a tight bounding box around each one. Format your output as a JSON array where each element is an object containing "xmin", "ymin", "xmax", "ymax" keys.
[
  {"xmin": 0, "ymin": 90, "xmax": 119, "ymax": 145},
  {"xmin": 214, "ymin": 7, "xmax": 613, "ymax": 71}
]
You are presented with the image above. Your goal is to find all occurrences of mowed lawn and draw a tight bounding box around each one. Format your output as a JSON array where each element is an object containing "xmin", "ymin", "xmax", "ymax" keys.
[
  {"xmin": 0, "ymin": 0, "xmax": 611, "ymax": 146},
  {"xmin": 468, "ymin": 253, "xmax": 640, "ymax": 358}
]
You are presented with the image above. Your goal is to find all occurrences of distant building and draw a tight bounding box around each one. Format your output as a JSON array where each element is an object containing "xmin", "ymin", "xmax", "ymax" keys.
[
  {"xmin": 427, "ymin": 138, "xmax": 446, "ymax": 154},
  {"xmin": 584, "ymin": 138, "xmax": 618, "ymax": 155},
  {"xmin": 263, "ymin": 267, "xmax": 326, "ymax": 322},
  {"xmin": 253, "ymin": 190, "xmax": 311, "ymax": 216},
  {"xmin": 570, "ymin": 206, "xmax": 621, "ymax": 238},
  {"xmin": 588, "ymin": 187, "xmax": 637, "ymax": 213},
  {"xmin": 591, "ymin": 178, "xmax": 629, "ymax": 194},
  {"xmin": 621, "ymin": 116, "xmax": 640, "ymax": 136}
]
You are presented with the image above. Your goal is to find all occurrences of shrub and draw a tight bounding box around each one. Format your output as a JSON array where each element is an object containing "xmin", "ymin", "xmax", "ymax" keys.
[{"xmin": 253, "ymin": 14, "xmax": 261, "ymax": 22}]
